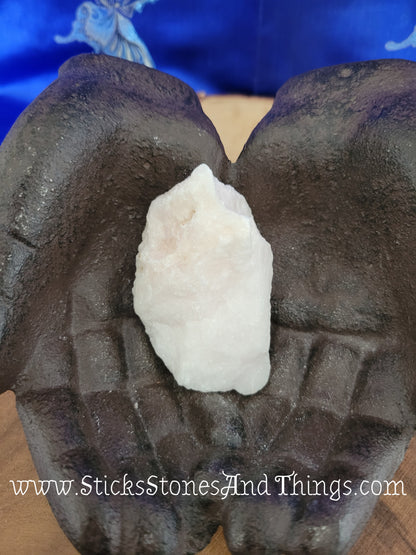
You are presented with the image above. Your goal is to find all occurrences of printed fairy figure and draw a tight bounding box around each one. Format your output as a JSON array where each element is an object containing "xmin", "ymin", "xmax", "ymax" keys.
[{"xmin": 55, "ymin": 0, "xmax": 158, "ymax": 67}]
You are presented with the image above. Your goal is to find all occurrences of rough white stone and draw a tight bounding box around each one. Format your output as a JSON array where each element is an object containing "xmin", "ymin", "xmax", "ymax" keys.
[{"xmin": 132, "ymin": 164, "xmax": 273, "ymax": 395}]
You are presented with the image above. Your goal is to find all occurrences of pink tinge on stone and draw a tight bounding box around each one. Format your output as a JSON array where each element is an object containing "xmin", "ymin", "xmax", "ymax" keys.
[{"xmin": 133, "ymin": 164, "xmax": 273, "ymax": 395}]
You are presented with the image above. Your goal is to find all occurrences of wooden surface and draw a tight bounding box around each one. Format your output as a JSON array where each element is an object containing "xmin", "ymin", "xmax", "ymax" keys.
[{"xmin": 0, "ymin": 95, "xmax": 415, "ymax": 554}]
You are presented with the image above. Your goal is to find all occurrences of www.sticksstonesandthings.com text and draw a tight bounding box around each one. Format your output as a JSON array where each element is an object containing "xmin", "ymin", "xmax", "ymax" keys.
[{"xmin": 9, "ymin": 471, "xmax": 407, "ymax": 502}]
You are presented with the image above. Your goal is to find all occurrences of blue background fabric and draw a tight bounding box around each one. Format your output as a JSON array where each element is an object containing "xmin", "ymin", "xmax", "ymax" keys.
[{"xmin": 1, "ymin": 0, "xmax": 416, "ymax": 142}]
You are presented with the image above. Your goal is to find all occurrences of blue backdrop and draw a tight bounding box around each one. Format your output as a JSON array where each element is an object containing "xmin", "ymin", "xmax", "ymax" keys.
[{"xmin": 1, "ymin": 0, "xmax": 416, "ymax": 142}]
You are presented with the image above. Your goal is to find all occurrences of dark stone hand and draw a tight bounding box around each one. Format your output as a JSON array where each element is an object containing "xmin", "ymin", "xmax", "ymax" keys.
[{"xmin": 0, "ymin": 55, "xmax": 415, "ymax": 554}]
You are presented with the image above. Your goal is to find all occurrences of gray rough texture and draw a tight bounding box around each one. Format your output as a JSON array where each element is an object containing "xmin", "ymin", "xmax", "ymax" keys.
[{"xmin": 0, "ymin": 54, "xmax": 416, "ymax": 554}]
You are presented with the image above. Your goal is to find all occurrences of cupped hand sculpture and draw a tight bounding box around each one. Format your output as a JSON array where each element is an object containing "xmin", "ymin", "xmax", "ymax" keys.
[{"xmin": 0, "ymin": 54, "xmax": 415, "ymax": 554}]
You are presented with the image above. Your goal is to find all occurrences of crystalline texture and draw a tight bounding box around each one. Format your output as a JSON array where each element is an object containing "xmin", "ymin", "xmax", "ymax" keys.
[{"xmin": 133, "ymin": 164, "xmax": 273, "ymax": 395}]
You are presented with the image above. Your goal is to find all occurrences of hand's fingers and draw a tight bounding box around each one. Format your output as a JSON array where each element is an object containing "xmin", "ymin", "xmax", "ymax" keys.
[
  {"xmin": 237, "ymin": 325, "xmax": 312, "ymax": 463},
  {"xmin": 84, "ymin": 335, "xmax": 227, "ymax": 551},
  {"xmin": 72, "ymin": 291, "xmax": 222, "ymax": 552},
  {"xmin": 16, "ymin": 387, "xmax": 114, "ymax": 552},
  {"xmin": 352, "ymin": 349, "xmax": 413, "ymax": 430},
  {"xmin": 291, "ymin": 349, "xmax": 414, "ymax": 554},
  {"xmin": 274, "ymin": 337, "xmax": 363, "ymax": 472},
  {"xmin": 182, "ymin": 391, "xmax": 244, "ymax": 451},
  {"xmin": 222, "ymin": 335, "xmax": 413, "ymax": 553},
  {"xmin": 223, "ymin": 495, "xmax": 298, "ymax": 554},
  {"xmin": 330, "ymin": 347, "xmax": 414, "ymax": 480},
  {"xmin": 221, "ymin": 334, "xmax": 360, "ymax": 552},
  {"xmin": 293, "ymin": 427, "xmax": 412, "ymax": 554},
  {"xmin": 17, "ymin": 352, "xmax": 189, "ymax": 553}
]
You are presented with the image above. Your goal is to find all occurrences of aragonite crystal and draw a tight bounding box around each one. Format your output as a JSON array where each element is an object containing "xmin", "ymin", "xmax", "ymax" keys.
[{"xmin": 133, "ymin": 163, "xmax": 273, "ymax": 394}]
